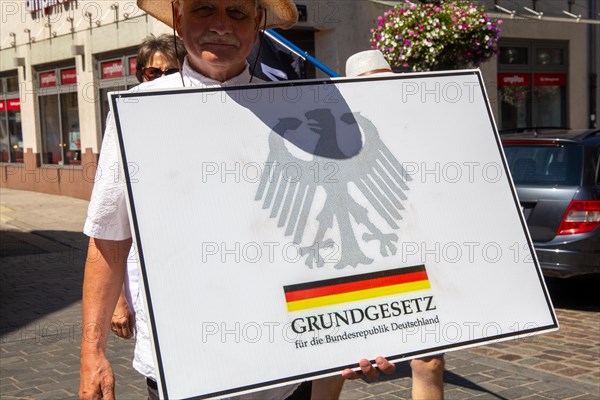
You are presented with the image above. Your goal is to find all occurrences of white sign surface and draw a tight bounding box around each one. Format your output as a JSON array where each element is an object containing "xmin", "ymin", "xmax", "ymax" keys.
[{"xmin": 111, "ymin": 70, "xmax": 558, "ymax": 400}]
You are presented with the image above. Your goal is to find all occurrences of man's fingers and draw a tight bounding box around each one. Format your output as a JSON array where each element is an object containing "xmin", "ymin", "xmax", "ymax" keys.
[
  {"xmin": 375, "ymin": 356, "xmax": 396, "ymax": 375},
  {"xmin": 341, "ymin": 368, "xmax": 360, "ymax": 380},
  {"xmin": 78, "ymin": 388, "xmax": 102, "ymax": 400},
  {"xmin": 359, "ymin": 358, "xmax": 379, "ymax": 381},
  {"xmin": 120, "ymin": 325, "xmax": 133, "ymax": 339},
  {"xmin": 80, "ymin": 353, "xmax": 115, "ymax": 400},
  {"xmin": 100, "ymin": 379, "xmax": 115, "ymax": 400},
  {"xmin": 128, "ymin": 315, "xmax": 135, "ymax": 336},
  {"xmin": 341, "ymin": 357, "xmax": 396, "ymax": 381},
  {"xmin": 116, "ymin": 326, "xmax": 126, "ymax": 339},
  {"xmin": 111, "ymin": 316, "xmax": 133, "ymax": 339}
]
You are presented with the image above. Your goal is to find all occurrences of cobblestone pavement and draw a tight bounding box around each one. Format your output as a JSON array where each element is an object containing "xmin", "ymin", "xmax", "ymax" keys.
[{"xmin": 1, "ymin": 187, "xmax": 598, "ymax": 399}]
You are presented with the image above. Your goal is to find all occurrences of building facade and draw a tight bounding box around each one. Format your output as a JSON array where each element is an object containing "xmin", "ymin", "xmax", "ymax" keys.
[{"xmin": 1, "ymin": 0, "xmax": 598, "ymax": 199}]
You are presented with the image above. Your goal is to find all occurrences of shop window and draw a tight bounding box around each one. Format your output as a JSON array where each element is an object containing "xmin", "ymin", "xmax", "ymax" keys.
[
  {"xmin": 37, "ymin": 66, "xmax": 81, "ymax": 165},
  {"xmin": 536, "ymin": 47, "xmax": 565, "ymax": 66},
  {"xmin": 97, "ymin": 53, "xmax": 138, "ymax": 135},
  {"xmin": 499, "ymin": 46, "xmax": 528, "ymax": 65},
  {"xmin": 498, "ymin": 40, "xmax": 568, "ymax": 130},
  {"xmin": 0, "ymin": 72, "xmax": 24, "ymax": 163}
]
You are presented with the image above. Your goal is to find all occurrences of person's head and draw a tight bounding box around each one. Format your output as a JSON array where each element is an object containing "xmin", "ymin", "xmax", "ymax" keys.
[
  {"xmin": 137, "ymin": 0, "xmax": 298, "ymax": 82},
  {"xmin": 346, "ymin": 50, "xmax": 393, "ymax": 77},
  {"xmin": 136, "ymin": 34, "xmax": 187, "ymax": 82}
]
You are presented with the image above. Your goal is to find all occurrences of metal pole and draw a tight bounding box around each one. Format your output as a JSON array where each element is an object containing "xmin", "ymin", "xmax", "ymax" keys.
[{"xmin": 264, "ymin": 29, "xmax": 341, "ymax": 78}]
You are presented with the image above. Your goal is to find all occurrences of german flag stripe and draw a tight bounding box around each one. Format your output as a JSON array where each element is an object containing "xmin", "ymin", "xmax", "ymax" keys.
[
  {"xmin": 283, "ymin": 265, "xmax": 430, "ymax": 312},
  {"xmin": 285, "ymin": 271, "xmax": 428, "ymax": 302},
  {"xmin": 284, "ymin": 265, "xmax": 426, "ymax": 293},
  {"xmin": 286, "ymin": 280, "xmax": 431, "ymax": 312}
]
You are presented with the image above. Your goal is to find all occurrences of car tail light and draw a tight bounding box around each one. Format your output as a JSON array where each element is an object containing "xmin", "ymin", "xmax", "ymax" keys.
[{"xmin": 556, "ymin": 200, "xmax": 600, "ymax": 235}]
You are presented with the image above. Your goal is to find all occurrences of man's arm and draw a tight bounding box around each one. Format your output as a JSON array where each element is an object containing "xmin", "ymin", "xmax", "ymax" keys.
[{"xmin": 79, "ymin": 237, "xmax": 132, "ymax": 400}]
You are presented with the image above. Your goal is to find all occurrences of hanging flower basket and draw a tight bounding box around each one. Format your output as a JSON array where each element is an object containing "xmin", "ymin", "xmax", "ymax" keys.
[{"xmin": 371, "ymin": 1, "xmax": 502, "ymax": 71}]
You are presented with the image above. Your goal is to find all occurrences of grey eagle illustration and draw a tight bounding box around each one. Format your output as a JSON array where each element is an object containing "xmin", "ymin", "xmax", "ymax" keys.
[{"xmin": 255, "ymin": 109, "xmax": 412, "ymax": 269}]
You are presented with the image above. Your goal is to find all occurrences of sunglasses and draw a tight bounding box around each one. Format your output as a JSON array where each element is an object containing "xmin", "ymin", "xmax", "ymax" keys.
[{"xmin": 142, "ymin": 67, "xmax": 180, "ymax": 81}]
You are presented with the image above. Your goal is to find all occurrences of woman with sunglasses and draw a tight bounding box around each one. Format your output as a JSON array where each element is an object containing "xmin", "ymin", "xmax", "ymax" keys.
[
  {"xmin": 110, "ymin": 34, "xmax": 187, "ymax": 341},
  {"xmin": 135, "ymin": 33, "xmax": 187, "ymax": 83}
]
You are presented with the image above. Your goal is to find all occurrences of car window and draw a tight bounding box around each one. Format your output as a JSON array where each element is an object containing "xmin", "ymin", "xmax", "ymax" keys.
[{"xmin": 503, "ymin": 144, "xmax": 583, "ymax": 186}]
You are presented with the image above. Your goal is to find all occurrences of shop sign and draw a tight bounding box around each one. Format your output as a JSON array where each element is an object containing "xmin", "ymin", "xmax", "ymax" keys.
[
  {"xmin": 7, "ymin": 99, "xmax": 20, "ymax": 111},
  {"xmin": 129, "ymin": 57, "xmax": 138, "ymax": 76},
  {"xmin": 26, "ymin": 0, "xmax": 72, "ymax": 14},
  {"xmin": 534, "ymin": 73, "xmax": 566, "ymax": 87},
  {"xmin": 0, "ymin": 100, "xmax": 18, "ymax": 112},
  {"xmin": 40, "ymin": 71, "xmax": 57, "ymax": 88},
  {"xmin": 61, "ymin": 68, "xmax": 77, "ymax": 85},
  {"xmin": 101, "ymin": 60, "xmax": 124, "ymax": 79},
  {"xmin": 497, "ymin": 73, "xmax": 530, "ymax": 87}
]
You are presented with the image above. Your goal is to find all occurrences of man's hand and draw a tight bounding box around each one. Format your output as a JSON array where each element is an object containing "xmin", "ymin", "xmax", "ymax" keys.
[
  {"xmin": 111, "ymin": 292, "xmax": 134, "ymax": 339},
  {"xmin": 341, "ymin": 356, "xmax": 396, "ymax": 381},
  {"xmin": 79, "ymin": 352, "xmax": 115, "ymax": 400}
]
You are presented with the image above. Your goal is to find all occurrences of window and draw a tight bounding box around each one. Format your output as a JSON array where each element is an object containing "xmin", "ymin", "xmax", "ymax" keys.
[
  {"xmin": 0, "ymin": 73, "xmax": 23, "ymax": 163},
  {"xmin": 498, "ymin": 40, "xmax": 568, "ymax": 130},
  {"xmin": 97, "ymin": 53, "xmax": 138, "ymax": 135},
  {"xmin": 37, "ymin": 66, "xmax": 81, "ymax": 165},
  {"xmin": 504, "ymin": 144, "xmax": 583, "ymax": 186}
]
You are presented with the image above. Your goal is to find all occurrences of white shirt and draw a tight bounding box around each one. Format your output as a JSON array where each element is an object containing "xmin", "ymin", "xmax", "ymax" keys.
[{"xmin": 84, "ymin": 58, "xmax": 299, "ymax": 400}]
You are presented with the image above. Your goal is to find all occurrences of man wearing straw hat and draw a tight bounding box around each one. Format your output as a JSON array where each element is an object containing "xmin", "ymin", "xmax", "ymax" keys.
[
  {"xmin": 79, "ymin": 1, "xmax": 310, "ymax": 399},
  {"xmin": 79, "ymin": 1, "xmax": 399, "ymax": 399}
]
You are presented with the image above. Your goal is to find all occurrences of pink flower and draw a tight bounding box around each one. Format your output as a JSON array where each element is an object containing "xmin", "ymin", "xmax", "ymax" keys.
[{"xmin": 371, "ymin": 2, "xmax": 500, "ymax": 70}]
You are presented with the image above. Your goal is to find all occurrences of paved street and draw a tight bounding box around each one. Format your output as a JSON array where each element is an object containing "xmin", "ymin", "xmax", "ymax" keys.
[{"xmin": 1, "ymin": 187, "xmax": 598, "ymax": 399}]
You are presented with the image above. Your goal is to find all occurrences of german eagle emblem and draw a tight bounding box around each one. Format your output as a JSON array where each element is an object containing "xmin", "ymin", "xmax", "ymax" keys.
[{"xmin": 256, "ymin": 109, "xmax": 411, "ymax": 269}]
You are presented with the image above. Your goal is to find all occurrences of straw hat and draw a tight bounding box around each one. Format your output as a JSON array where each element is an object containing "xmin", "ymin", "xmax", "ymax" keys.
[
  {"xmin": 137, "ymin": 0, "xmax": 299, "ymax": 30},
  {"xmin": 346, "ymin": 50, "xmax": 393, "ymax": 77}
]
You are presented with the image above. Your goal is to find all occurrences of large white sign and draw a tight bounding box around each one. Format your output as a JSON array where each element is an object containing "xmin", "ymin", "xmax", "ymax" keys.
[{"xmin": 111, "ymin": 70, "xmax": 558, "ymax": 400}]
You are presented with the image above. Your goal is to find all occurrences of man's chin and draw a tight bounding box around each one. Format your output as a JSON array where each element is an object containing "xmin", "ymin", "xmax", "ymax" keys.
[
  {"xmin": 199, "ymin": 51, "xmax": 238, "ymax": 65},
  {"xmin": 189, "ymin": 55, "xmax": 246, "ymax": 78}
]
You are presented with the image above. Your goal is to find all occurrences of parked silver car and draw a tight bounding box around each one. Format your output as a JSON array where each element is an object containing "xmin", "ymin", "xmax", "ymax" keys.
[{"xmin": 501, "ymin": 129, "xmax": 600, "ymax": 278}]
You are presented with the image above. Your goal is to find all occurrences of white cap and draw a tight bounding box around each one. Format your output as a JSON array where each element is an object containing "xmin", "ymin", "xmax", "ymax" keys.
[{"xmin": 346, "ymin": 50, "xmax": 393, "ymax": 77}]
